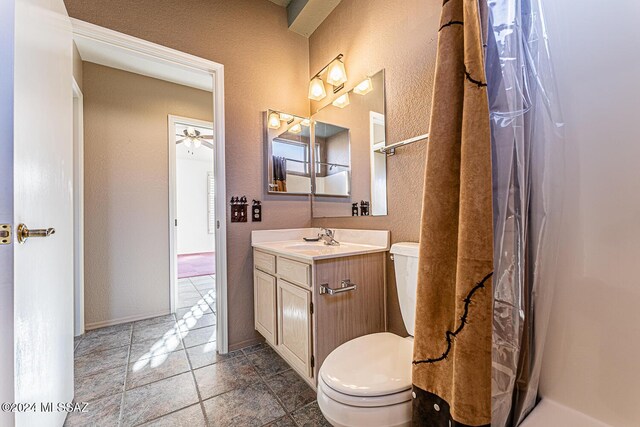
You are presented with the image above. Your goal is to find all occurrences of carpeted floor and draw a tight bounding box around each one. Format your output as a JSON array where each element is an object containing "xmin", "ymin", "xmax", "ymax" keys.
[{"xmin": 177, "ymin": 252, "xmax": 215, "ymax": 279}]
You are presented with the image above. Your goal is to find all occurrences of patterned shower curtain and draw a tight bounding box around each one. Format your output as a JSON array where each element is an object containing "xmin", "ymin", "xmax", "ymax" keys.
[{"xmin": 412, "ymin": 0, "xmax": 493, "ymax": 425}]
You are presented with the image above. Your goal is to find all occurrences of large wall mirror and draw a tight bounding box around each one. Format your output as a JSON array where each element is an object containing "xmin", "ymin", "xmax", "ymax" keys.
[
  {"xmin": 311, "ymin": 69, "xmax": 387, "ymax": 217},
  {"xmin": 265, "ymin": 110, "xmax": 312, "ymax": 195},
  {"xmin": 263, "ymin": 69, "xmax": 387, "ymax": 217}
]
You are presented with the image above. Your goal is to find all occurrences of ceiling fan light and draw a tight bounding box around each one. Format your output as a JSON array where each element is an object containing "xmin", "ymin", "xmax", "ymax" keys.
[
  {"xmin": 332, "ymin": 93, "xmax": 350, "ymax": 109},
  {"xmin": 184, "ymin": 139, "xmax": 192, "ymax": 148},
  {"xmin": 325, "ymin": 58, "xmax": 348, "ymax": 86},
  {"xmin": 289, "ymin": 123, "xmax": 302, "ymax": 134},
  {"xmin": 268, "ymin": 112, "xmax": 281, "ymax": 129},
  {"xmin": 308, "ymin": 76, "xmax": 326, "ymax": 101},
  {"xmin": 193, "ymin": 138, "xmax": 201, "ymax": 148},
  {"xmin": 353, "ymin": 77, "xmax": 373, "ymax": 95},
  {"xmin": 186, "ymin": 126, "xmax": 196, "ymax": 136}
]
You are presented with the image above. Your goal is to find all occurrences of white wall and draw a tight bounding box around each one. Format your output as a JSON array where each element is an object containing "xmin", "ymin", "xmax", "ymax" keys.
[
  {"xmin": 539, "ymin": 1, "xmax": 640, "ymax": 426},
  {"xmin": 177, "ymin": 155, "xmax": 214, "ymax": 254}
]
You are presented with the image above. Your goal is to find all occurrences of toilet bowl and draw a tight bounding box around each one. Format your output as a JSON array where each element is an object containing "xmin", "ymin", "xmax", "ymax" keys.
[{"xmin": 317, "ymin": 243, "xmax": 419, "ymax": 427}]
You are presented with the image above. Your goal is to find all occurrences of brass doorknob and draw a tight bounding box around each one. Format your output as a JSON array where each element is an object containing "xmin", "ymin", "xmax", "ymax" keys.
[{"xmin": 16, "ymin": 223, "xmax": 55, "ymax": 244}]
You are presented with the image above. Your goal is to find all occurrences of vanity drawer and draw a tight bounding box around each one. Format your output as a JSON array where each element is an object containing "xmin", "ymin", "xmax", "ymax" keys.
[
  {"xmin": 254, "ymin": 250, "xmax": 276, "ymax": 274},
  {"xmin": 278, "ymin": 257, "xmax": 310, "ymax": 287}
]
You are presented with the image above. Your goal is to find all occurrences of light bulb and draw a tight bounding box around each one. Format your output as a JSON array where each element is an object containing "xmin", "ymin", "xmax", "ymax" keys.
[
  {"xmin": 353, "ymin": 77, "xmax": 373, "ymax": 95},
  {"xmin": 184, "ymin": 139, "xmax": 192, "ymax": 148},
  {"xmin": 193, "ymin": 138, "xmax": 201, "ymax": 148},
  {"xmin": 301, "ymin": 119, "xmax": 310, "ymax": 127},
  {"xmin": 268, "ymin": 112, "xmax": 281, "ymax": 129},
  {"xmin": 279, "ymin": 113, "xmax": 293, "ymax": 122},
  {"xmin": 325, "ymin": 58, "xmax": 347, "ymax": 86},
  {"xmin": 332, "ymin": 93, "xmax": 350, "ymax": 109},
  {"xmin": 289, "ymin": 124, "xmax": 302, "ymax": 134},
  {"xmin": 308, "ymin": 76, "xmax": 326, "ymax": 101}
]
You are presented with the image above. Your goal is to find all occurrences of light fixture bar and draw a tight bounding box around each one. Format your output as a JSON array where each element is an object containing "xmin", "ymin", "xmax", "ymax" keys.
[{"xmin": 309, "ymin": 53, "xmax": 346, "ymax": 96}]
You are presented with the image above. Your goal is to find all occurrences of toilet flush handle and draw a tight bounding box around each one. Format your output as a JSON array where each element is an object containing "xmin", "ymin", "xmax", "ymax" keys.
[{"xmin": 320, "ymin": 279, "xmax": 357, "ymax": 296}]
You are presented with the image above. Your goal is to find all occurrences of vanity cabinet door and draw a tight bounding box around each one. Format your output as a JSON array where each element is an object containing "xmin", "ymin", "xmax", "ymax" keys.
[
  {"xmin": 277, "ymin": 279, "xmax": 312, "ymax": 378},
  {"xmin": 254, "ymin": 269, "xmax": 277, "ymax": 346}
]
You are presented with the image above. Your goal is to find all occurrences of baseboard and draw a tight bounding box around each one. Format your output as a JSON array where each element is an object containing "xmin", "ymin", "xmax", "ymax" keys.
[
  {"xmin": 85, "ymin": 310, "xmax": 171, "ymax": 330},
  {"xmin": 228, "ymin": 336, "xmax": 264, "ymax": 352}
]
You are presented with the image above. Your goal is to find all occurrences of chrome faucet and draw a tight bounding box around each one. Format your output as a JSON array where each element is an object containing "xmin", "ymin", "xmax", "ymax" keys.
[{"xmin": 319, "ymin": 228, "xmax": 340, "ymax": 246}]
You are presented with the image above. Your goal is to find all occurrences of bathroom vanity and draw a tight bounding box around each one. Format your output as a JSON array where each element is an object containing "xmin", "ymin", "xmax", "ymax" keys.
[{"xmin": 251, "ymin": 228, "xmax": 389, "ymax": 388}]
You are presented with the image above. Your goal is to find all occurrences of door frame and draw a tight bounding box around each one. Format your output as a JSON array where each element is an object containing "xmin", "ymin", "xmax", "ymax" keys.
[
  {"xmin": 72, "ymin": 77, "xmax": 84, "ymax": 336},
  {"xmin": 168, "ymin": 115, "xmax": 215, "ymax": 312},
  {"xmin": 71, "ymin": 19, "xmax": 229, "ymax": 353}
]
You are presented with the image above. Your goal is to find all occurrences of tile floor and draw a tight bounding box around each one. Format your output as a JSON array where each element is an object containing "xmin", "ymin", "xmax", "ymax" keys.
[{"xmin": 67, "ymin": 275, "xmax": 329, "ymax": 426}]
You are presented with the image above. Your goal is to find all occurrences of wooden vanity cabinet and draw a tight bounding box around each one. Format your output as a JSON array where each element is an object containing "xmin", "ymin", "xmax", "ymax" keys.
[
  {"xmin": 253, "ymin": 269, "xmax": 277, "ymax": 346},
  {"xmin": 253, "ymin": 248, "xmax": 386, "ymax": 388}
]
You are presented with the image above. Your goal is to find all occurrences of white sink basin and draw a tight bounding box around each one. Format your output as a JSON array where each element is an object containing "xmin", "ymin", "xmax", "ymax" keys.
[
  {"xmin": 283, "ymin": 243, "xmax": 331, "ymax": 251},
  {"xmin": 251, "ymin": 229, "xmax": 390, "ymax": 261}
]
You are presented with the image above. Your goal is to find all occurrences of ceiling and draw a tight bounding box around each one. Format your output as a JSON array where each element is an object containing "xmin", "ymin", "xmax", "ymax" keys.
[
  {"xmin": 266, "ymin": 0, "xmax": 341, "ymax": 37},
  {"xmin": 267, "ymin": 0, "xmax": 292, "ymax": 6}
]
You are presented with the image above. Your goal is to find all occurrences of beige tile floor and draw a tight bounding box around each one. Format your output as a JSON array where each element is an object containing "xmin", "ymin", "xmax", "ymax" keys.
[{"xmin": 66, "ymin": 275, "xmax": 329, "ymax": 426}]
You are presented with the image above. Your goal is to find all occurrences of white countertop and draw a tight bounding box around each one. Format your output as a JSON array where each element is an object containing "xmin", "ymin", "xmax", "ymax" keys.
[{"xmin": 251, "ymin": 228, "xmax": 390, "ymax": 261}]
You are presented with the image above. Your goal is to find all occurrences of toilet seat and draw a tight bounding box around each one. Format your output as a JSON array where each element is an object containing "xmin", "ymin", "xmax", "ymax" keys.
[
  {"xmin": 317, "ymin": 333, "xmax": 414, "ymax": 427},
  {"xmin": 319, "ymin": 376, "xmax": 412, "ymax": 407},
  {"xmin": 320, "ymin": 332, "xmax": 414, "ymax": 399}
]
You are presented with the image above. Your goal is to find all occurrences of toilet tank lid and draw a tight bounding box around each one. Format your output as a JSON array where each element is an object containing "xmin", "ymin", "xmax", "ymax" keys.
[{"xmin": 390, "ymin": 242, "xmax": 419, "ymax": 258}]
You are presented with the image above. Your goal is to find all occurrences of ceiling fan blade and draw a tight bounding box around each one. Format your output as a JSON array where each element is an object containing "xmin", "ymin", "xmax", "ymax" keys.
[
  {"xmin": 176, "ymin": 138, "xmax": 187, "ymax": 144},
  {"xmin": 203, "ymin": 141, "xmax": 214, "ymax": 149},
  {"xmin": 199, "ymin": 135, "xmax": 214, "ymax": 140}
]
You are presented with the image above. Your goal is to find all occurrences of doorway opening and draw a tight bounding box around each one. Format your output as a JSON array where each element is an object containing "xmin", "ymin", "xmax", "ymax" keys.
[
  {"xmin": 72, "ymin": 18, "xmax": 228, "ymax": 353},
  {"xmin": 169, "ymin": 116, "xmax": 216, "ymax": 322}
]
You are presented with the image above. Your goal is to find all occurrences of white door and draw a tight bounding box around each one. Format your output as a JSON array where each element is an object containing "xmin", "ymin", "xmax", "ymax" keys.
[{"xmin": 12, "ymin": 0, "xmax": 74, "ymax": 425}]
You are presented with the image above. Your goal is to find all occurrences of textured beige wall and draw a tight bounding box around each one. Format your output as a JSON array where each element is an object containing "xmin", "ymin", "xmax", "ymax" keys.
[
  {"xmin": 65, "ymin": 0, "xmax": 311, "ymax": 346},
  {"xmin": 83, "ymin": 63, "xmax": 212, "ymax": 326},
  {"xmin": 309, "ymin": 0, "xmax": 441, "ymax": 335}
]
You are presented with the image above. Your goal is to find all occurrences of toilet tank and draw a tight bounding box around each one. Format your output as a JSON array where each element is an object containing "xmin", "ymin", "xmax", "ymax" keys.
[{"xmin": 391, "ymin": 242, "xmax": 420, "ymax": 336}]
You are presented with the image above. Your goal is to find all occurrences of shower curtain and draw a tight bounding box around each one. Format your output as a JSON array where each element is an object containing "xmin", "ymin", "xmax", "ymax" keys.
[
  {"xmin": 486, "ymin": 0, "xmax": 564, "ymax": 426},
  {"xmin": 412, "ymin": 0, "xmax": 493, "ymax": 425}
]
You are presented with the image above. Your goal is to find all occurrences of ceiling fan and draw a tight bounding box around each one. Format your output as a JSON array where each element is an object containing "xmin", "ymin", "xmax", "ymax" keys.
[{"xmin": 176, "ymin": 126, "xmax": 214, "ymax": 149}]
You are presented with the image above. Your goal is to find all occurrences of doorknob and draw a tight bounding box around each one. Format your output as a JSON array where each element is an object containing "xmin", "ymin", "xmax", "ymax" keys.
[{"xmin": 16, "ymin": 224, "xmax": 55, "ymax": 244}]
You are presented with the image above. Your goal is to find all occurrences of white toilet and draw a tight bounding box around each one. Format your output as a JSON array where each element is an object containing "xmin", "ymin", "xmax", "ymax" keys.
[{"xmin": 317, "ymin": 242, "xmax": 419, "ymax": 427}]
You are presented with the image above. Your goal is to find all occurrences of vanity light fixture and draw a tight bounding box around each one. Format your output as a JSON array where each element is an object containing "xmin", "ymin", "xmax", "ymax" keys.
[
  {"xmin": 308, "ymin": 76, "xmax": 327, "ymax": 101},
  {"xmin": 289, "ymin": 123, "xmax": 302, "ymax": 134},
  {"xmin": 332, "ymin": 93, "xmax": 350, "ymax": 109},
  {"xmin": 268, "ymin": 112, "xmax": 281, "ymax": 129},
  {"xmin": 325, "ymin": 57, "xmax": 348, "ymax": 87},
  {"xmin": 279, "ymin": 113, "xmax": 294, "ymax": 123},
  {"xmin": 308, "ymin": 54, "xmax": 348, "ymax": 100},
  {"xmin": 354, "ymin": 77, "xmax": 373, "ymax": 95}
]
